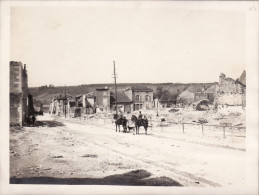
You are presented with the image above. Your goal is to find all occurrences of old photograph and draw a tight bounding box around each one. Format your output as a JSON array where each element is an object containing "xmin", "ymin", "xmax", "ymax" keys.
[{"xmin": 1, "ymin": 1, "xmax": 258, "ymax": 195}]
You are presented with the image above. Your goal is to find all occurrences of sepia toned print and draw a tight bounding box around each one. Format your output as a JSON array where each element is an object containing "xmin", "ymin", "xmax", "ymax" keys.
[{"xmin": 2, "ymin": 1, "xmax": 258, "ymax": 194}]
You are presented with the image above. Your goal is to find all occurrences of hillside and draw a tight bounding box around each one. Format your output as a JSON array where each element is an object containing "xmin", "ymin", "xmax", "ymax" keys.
[{"xmin": 29, "ymin": 82, "xmax": 217, "ymax": 105}]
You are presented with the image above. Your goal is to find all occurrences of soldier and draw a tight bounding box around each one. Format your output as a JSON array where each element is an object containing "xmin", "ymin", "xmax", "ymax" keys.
[
  {"xmin": 32, "ymin": 115, "xmax": 36, "ymax": 126},
  {"xmin": 119, "ymin": 111, "xmax": 123, "ymax": 119},
  {"xmin": 138, "ymin": 111, "xmax": 143, "ymax": 119}
]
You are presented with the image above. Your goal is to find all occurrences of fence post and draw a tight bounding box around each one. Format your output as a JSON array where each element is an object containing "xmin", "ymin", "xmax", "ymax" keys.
[
  {"xmin": 182, "ymin": 123, "xmax": 185, "ymax": 133},
  {"xmin": 223, "ymin": 126, "xmax": 226, "ymax": 138},
  {"xmin": 161, "ymin": 122, "xmax": 163, "ymax": 132},
  {"xmin": 202, "ymin": 124, "xmax": 204, "ymax": 135}
]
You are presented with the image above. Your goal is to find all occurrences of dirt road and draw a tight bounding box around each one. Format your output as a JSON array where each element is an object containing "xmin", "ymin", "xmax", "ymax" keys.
[{"xmin": 10, "ymin": 115, "xmax": 245, "ymax": 187}]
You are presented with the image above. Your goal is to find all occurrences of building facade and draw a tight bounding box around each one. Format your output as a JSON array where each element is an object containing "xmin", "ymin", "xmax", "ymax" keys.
[
  {"xmin": 111, "ymin": 91, "xmax": 132, "ymax": 113},
  {"xmin": 124, "ymin": 86, "xmax": 153, "ymax": 111}
]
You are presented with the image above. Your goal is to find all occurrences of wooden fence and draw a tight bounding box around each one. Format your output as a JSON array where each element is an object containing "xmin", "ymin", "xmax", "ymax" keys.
[
  {"xmin": 154, "ymin": 120, "xmax": 245, "ymax": 138},
  {"xmin": 69, "ymin": 114, "xmax": 245, "ymax": 139}
]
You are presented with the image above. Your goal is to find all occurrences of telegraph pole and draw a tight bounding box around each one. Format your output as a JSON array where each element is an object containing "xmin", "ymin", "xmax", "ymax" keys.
[{"xmin": 113, "ymin": 61, "xmax": 118, "ymax": 115}]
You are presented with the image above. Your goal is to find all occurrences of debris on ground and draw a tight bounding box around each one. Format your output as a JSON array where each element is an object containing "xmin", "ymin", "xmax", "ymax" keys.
[
  {"xmin": 198, "ymin": 118, "xmax": 208, "ymax": 124},
  {"xmin": 82, "ymin": 154, "xmax": 98, "ymax": 158},
  {"xmin": 169, "ymin": 109, "xmax": 179, "ymax": 113},
  {"xmin": 52, "ymin": 155, "xmax": 63, "ymax": 158}
]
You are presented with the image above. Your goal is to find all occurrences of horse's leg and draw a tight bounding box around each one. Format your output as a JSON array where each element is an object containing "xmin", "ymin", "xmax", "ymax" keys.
[{"xmin": 116, "ymin": 123, "xmax": 117, "ymax": 132}]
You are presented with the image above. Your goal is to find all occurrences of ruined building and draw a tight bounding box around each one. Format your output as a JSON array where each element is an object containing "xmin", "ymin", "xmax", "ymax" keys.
[
  {"xmin": 93, "ymin": 88, "xmax": 110, "ymax": 112},
  {"xmin": 215, "ymin": 71, "xmax": 246, "ymax": 107},
  {"xmin": 10, "ymin": 61, "xmax": 30, "ymax": 126},
  {"xmin": 176, "ymin": 85, "xmax": 216, "ymax": 106}
]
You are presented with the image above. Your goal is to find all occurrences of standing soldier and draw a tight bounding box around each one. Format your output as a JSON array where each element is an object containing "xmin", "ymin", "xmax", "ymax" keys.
[
  {"xmin": 32, "ymin": 115, "xmax": 36, "ymax": 126},
  {"xmin": 138, "ymin": 111, "xmax": 143, "ymax": 119}
]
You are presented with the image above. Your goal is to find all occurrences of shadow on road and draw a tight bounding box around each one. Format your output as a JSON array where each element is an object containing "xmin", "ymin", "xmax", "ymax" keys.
[
  {"xmin": 10, "ymin": 169, "xmax": 182, "ymax": 186},
  {"xmin": 33, "ymin": 120, "xmax": 65, "ymax": 128}
]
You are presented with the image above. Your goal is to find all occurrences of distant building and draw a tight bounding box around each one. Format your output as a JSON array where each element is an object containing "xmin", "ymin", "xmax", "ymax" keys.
[
  {"xmin": 124, "ymin": 86, "xmax": 153, "ymax": 111},
  {"xmin": 194, "ymin": 85, "xmax": 216, "ymax": 104},
  {"xmin": 215, "ymin": 71, "xmax": 246, "ymax": 107},
  {"xmin": 93, "ymin": 87, "xmax": 110, "ymax": 112},
  {"xmin": 10, "ymin": 61, "xmax": 31, "ymax": 126},
  {"xmin": 158, "ymin": 95, "xmax": 176, "ymax": 108},
  {"xmin": 177, "ymin": 85, "xmax": 217, "ymax": 106},
  {"xmin": 111, "ymin": 91, "xmax": 132, "ymax": 113}
]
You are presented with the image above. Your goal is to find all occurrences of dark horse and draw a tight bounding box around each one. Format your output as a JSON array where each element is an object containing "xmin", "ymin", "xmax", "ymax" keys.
[
  {"xmin": 113, "ymin": 114, "xmax": 127, "ymax": 133},
  {"xmin": 131, "ymin": 115, "xmax": 148, "ymax": 135}
]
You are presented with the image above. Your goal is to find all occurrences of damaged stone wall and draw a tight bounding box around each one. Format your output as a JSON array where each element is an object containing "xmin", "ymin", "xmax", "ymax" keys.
[
  {"xmin": 10, "ymin": 93, "xmax": 23, "ymax": 126},
  {"xmin": 194, "ymin": 92, "xmax": 215, "ymax": 104},
  {"xmin": 10, "ymin": 61, "xmax": 29, "ymax": 126},
  {"xmin": 10, "ymin": 62, "xmax": 23, "ymax": 126},
  {"xmin": 94, "ymin": 89, "xmax": 110, "ymax": 112},
  {"xmin": 215, "ymin": 73, "xmax": 246, "ymax": 106}
]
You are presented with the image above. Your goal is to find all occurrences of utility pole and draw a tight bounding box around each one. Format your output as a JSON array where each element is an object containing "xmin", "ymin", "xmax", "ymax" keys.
[
  {"xmin": 113, "ymin": 61, "xmax": 118, "ymax": 115},
  {"xmin": 65, "ymin": 85, "xmax": 67, "ymax": 118}
]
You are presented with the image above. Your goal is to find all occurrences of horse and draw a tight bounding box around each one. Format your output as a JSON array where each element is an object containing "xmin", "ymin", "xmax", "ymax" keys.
[
  {"xmin": 113, "ymin": 114, "xmax": 127, "ymax": 133},
  {"xmin": 131, "ymin": 115, "xmax": 148, "ymax": 135}
]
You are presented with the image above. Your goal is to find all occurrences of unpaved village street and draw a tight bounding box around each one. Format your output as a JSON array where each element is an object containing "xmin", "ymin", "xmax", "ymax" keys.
[{"xmin": 10, "ymin": 115, "xmax": 245, "ymax": 187}]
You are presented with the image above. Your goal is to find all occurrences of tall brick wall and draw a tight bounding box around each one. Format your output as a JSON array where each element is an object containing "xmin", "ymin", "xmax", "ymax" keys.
[
  {"xmin": 10, "ymin": 62, "xmax": 23, "ymax": 126},
  {"xmin": 10, "ymin": 93, "xmax": 23, "ymax": 126},
  {"xmin": 10, "ymin": 62, "xmax": 23, "ymax": 94},
  {"xmin": 10, "ymin": 61, "xmax": 29, "ymax": 126}
]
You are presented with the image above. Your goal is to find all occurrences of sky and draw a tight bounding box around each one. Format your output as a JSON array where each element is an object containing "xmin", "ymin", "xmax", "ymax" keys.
[{"xmin": 10, "ymin": 5, "xmax": 246, "ymax": 87}]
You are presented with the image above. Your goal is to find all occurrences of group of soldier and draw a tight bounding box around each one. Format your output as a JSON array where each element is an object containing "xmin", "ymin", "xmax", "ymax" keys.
[{"xmin": 118, "ymin": 111, "xmax": 148, "ymax": 121}]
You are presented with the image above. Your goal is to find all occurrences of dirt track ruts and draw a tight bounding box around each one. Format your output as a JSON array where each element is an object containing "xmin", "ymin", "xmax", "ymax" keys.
[{"xmin": 54, "ymin": 117, "xmax": 222, "ymax": 186}]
